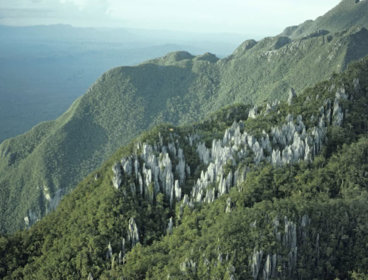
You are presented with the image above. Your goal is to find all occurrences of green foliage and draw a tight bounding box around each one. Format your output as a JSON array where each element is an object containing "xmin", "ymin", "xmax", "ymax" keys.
[
  {"xmin": 1, "ymin": 3, "xmax": 368, "ymax": 279},
  {"xmin": 0, "ymin": 55, "xmax": 368, "ymax": 279},
  {"xmin": 282, "ymin": 0, "xmax": 368, "ymax": 39},
  {"xmin": 2, "ymin": 2, "xmax": 368, "ymax": 234},
  {"xmin": 119, "ymin": 136, "xmax": 368, "ymax": 280}
]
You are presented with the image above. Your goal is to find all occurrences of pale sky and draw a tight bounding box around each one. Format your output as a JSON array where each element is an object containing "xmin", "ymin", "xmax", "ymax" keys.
[{"xmin": 0, "ymin": 0, "xmax": 341, "ymax": 35}]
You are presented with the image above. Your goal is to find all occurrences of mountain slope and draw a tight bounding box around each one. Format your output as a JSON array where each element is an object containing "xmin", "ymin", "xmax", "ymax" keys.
[
  {"xmin": 0, "ymin": 24, "xmax": 206, "ymax": 143},
  {"xmin": 281, "ymin": 0, "xmax": 368, "ymax": 39},
  {"xmin": 1, "ymin": 56, "xmax": 368, "ymax": 279},
  {"xmin": 1, "ymin": 1, "xmax": 368, "ymax": 233}
]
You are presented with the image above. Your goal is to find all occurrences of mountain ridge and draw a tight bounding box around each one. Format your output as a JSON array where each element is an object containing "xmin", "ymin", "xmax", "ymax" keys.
[
  {"xmin": 1, "ymin": 55, "xmax": 368, "ymax": 279},
  {"xmin": 1, "ymin": 0, "xmax": 368, "ymax": 233},
  {"xmin": 281, "ymin": 0, "xmax": 368, "ymax": 39}
]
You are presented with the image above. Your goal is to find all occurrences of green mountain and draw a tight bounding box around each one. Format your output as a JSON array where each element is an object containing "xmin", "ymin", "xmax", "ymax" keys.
[
  {"xmin": 1, "ymin": 0, "xmax": 368, "ymax": 234},
  {"xmin": 281, "ymin": 0, "xmax": 368, "ymax": 39},
  {"xmin": 1, "ymin": 56, "xmax": 368, "ymax": 279}
]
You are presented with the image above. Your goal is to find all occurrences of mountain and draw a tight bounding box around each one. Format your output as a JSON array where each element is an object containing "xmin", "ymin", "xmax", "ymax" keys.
[
  {"xmin": 1, "ymin": 56, "xmax": 368, "ymax": 279},
  {"xmin": 0, "ymin": 24, "xmax": 243, "ymax": 143},
  {"xmin": 281, "ymin": 0, "xmax": 368, "ymax": 39},
  {"xmin": 1, "ymin": 0, "xmax": 368, "ymax": 234}
]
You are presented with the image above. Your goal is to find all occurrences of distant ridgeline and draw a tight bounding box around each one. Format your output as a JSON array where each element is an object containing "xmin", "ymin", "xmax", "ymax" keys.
[
  {"xmin": 1, "ymin": 56, "xmax": 368, "ymax": 279},
  {"xmin": 281, "ymin": 0, "xmax": 368, "ymax": 39},
  {"xmin": 0, "ymin": 0, "xmax": 367, "ymax": 234}
]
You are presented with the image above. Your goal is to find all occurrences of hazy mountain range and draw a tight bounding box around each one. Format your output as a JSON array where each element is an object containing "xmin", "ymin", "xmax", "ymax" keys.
[{"xmin": 0, "ymin": 24, "xmax": 246, "ymax": 142}]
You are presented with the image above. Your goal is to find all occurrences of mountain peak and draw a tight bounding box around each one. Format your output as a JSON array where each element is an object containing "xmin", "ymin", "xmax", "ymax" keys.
[
  {"xmin": 162, "ymin": 51, "xmax": 194, "ymax": 62},
  {"xmin": 232, "ymin": 39, "xmax": 258, "ymax": 56},
  {"xmin": 194, "ymin": 52, "xmax": 219, "ymax": 63},
  {"xmin": 281, "ymin": 0, "xmax": 368, "ymax": 39}
]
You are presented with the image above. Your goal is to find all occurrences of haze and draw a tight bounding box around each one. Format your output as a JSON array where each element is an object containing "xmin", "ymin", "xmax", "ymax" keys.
[
  {"xmin": 1, "ymin": 0, "xmax": 340, "ymax": 36},
  {"xmin": 0, "ymin": 0, "xmax": 341, "ymax": 142}
]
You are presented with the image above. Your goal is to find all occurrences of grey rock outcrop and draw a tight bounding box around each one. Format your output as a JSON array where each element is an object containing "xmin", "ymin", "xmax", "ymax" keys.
[
  {"xmin": 197, "ymin": 142, "xmax": 210, "ymax": 164},
  {"xmin": 284, "ymin": 217, "xmax": 298, "ymax": 275},
  {"xmin": 225, "ymin": 197, "xmax": 232, "ymax": 213},
  {"xmin": 107, "ymin": 89, "xmax": 348, "ymax": 266},
  {"xmin": 112, "ymin": 163, "xmax": 122, "ymax": 189},
  {"xmin": 264, "ymin": 100, "xmax": 279, "ymax": 115},
  {"xmin": 251, "ymin": 249, "xmax": 263, "ymax": 279},
  {"xmin": 251, "ymin": 215, "xmax": 312, "ymax": 279},
  {"xmin": 248, "ymin": 106, "xmax": 258, "ymax": 119},
  {"xmin": 24, "ymin": 210, "xmax": 38, "ymax": 228},
  {"xmin": 186, "ymin": 102, "xmax": 336, "ymax": 206},
  {"xmin": 127, "ymin": 217, "xmax": 139, "ymax": 247},
  {"xmin": 111, "ymin": 136, "xmax": 196, "ymax": 209},
  {"xmin": 167, "ymin": 217, "xmax": 173, "ymax": 235},
  {"xmin": 263, "ymin": 254, "xmax": 277, "ymax": 280},
  {"xmin": 106, "ymin": 242, "xmax": 113, "ymax": 259}
]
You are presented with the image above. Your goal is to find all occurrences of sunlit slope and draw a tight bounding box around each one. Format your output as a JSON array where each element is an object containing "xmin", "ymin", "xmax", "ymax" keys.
[
  {"xmin": 281, "ymin": 0, "xmax": 368, "ymax": 39},
  {"xmin": 1, "ymin": 0, "xmax": 368, "ymax": 233},
  {"xmin": 1, "ymin": 56, "xmax": 368, "ymax": 279}
]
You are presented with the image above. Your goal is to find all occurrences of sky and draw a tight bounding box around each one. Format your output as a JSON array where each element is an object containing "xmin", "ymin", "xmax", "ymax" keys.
[{"xmin": 0, "ymin": 0, "xmax": 341, "ymax": 36}]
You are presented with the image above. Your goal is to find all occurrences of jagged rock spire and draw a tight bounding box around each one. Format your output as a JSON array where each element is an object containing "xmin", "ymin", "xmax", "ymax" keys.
[
  {"xmin": 167, "ymin": 217, "xmax": 173, "ymax": 235},
  {"xmin": 127, "ymin": 217, "xmax": 140, "ymax": 247},
  {"xmin": 112, "ymin": 163, "xmax": 122, "ymax": 189},
  {"xmin": 106, "ymin": 242, "xmax": 113, "ymax": 259}
]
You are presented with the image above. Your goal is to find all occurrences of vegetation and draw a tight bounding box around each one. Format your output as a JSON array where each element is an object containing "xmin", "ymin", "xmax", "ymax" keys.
[
  {"xmin": 281, "ymin": 0, "xmax": 368, "ymax": 39},
  {"xmin": 0, "ymin": 55, "xmax": 367, "ymax": 279},
  {"xmin": 0, "ymin": 24, "xmax": 240, "ymax": 143},
  {"xmin": 1, "ymin": 0, "xmax": 368, "ymax": 233}
]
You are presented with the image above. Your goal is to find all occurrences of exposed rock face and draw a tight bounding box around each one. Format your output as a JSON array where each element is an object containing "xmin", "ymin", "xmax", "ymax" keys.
[
  {"xmin": 112, "ymin": 163, "xmax": 122, "ymax": 189},
  {"xmin": 167, "ymin": 217, "xmax": 173, "ymax": 235},
  {"xmin": 225, "ymin": 197, "xmax": 232, "ymax": 213},
  {"xmin": 264, "ymin": 100, "xmax": 279, "ymax": 115},
  {"xmin": 24, "ymin": 216, "xmax": 30, "ymax": 227},
  {"xmin": 111, "ymin": 89, "xmax": 347, "ymax": 216},
  {"xmin": 127, "ymin": 218, "xmax": 139, "ymax": 247},
  {"xmin": 108, "ymin": 91, "xmax": 348, "ymax": 272},
  {"xmin": 248, "ymin": 106, "xmax": 258, "ymax": 119},
  {"xmin": 197, "ymin": 142, "xmax": 210, "ymax": 164},
  {"xmin": 250, "ymin": 214, "xmax": 316, "ymax": 280},
  {"xmin": 284, "ymin": 217, "xmax": 298, "ymax": 276},
  {"xmin": 262, "ymin": 254, "xmax": 277, "ymax": 280},
  {"xmin": 106, "ymin": 242, "xmax": 113, "ymax": 259},
  {"xmin": 24, "ymin": 210, "xmax": 39, "ymax": 228},
  {"xmin": 111, "ymin": 137, "xmax": 193, "ymax": 208},
  {"xmin": 187, "ymin": 102, "xmax": 336, "ymax": 205},
  {"xmin": 251, "ymin": 249, "xmax": 263, "ymax": 279}
]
